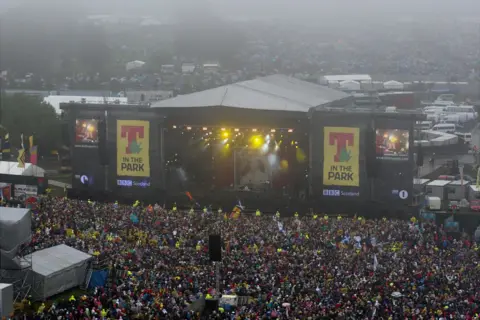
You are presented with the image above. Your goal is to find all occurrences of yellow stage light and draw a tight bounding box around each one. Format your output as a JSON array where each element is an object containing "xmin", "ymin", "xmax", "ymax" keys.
[
  {"xmin": 250, "ymin": 135, "xmax": 264, "ymax": 148},
  {"xmin": 222, "ymin": 131, "xmax": 229, "ymax": 138}
]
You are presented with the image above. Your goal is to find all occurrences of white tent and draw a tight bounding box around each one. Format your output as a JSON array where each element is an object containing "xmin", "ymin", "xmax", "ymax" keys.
[
  {"xmin": 339, "ymin": 80, "xmax": 361, "ymax": 91},
  {"xmin": 0, "ymin": 161, "xmax": 44, "ymax": 177},
  {"xmin": 26, "ymin": 245, "xmax": 92, "ymax": 300},
  {"xmin": 383, "ymin": 80, "xmax": 404, "ymax": 90}
]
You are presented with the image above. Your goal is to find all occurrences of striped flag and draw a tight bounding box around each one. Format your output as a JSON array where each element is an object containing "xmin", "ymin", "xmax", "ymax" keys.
[{"xmin": 30, "ymin": 146, "xmax": 38, "ymax": 165}]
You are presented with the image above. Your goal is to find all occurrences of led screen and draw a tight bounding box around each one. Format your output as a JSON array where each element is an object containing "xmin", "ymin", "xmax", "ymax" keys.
[
  {"xmin": 376, "ymin": 129, "xmax": 409, "ymax": 161},
  {"xmin": 75, "ymin": 119, "xmax": 99, "ymax": 145}
]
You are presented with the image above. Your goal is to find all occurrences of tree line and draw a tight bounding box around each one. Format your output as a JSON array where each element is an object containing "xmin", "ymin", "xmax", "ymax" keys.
[{"xmin": 0, "ymin": 93, "xmax": 62, "ymax": 155}]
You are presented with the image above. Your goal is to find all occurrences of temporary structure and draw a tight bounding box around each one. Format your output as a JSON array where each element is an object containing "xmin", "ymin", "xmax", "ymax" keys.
[
  {"xmin": 339, "ymin": 80, "xmax": 361, "ymax": 91},
  {"xmin": 383, "ymin": 80, "xmax": 404, "ymax": 90}
]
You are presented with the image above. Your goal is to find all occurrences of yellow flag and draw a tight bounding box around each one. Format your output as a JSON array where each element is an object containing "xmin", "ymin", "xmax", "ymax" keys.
[{"xmin": 17, "ymin": 149, "xmax": 26, "ymax": 168}]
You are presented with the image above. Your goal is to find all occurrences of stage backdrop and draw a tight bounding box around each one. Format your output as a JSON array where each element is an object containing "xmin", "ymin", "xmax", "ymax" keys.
[{"xmin": 116, "ymin": 120, "xmax": 151, "ymax": 177}]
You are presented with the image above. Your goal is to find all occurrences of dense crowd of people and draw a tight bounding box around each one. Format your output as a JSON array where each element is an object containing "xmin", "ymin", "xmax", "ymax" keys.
[{"xmin": 10, "ymin": 197, "xmax": 480, "ymax": 319}]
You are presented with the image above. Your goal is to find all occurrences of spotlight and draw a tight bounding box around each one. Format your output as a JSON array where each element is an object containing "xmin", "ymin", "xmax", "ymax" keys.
[
  {"xmin": 221, "ymin": 128, "xmax": 226, "ymax": 131},
  {"xmin": 271, "ymin": 129, "xmax": 276, "ymax": 133},
  {"xmin": 187, "ymin": 126, "xmax": 192, "ymax": 130},
  {"xmin": 234, "ymin": 128, "xmax": 239, "ymax": 132},
  {"xmin": 222, "ymin": 132, "xmax": 229, "ymax": 138},
  {"xmin": 288, "ymin": 129, "xmax": 294, "ymax": 133},
  {"xmin": 173, "ymin": 125, "xmax": 177, "ymax": 129},
  {"xmin": 252, "ymin": 128, "xmax": 257, "ymax": 132},
  {"xmin": 202, "ymin": 127, "xmax": 208, "ymax": 131}
]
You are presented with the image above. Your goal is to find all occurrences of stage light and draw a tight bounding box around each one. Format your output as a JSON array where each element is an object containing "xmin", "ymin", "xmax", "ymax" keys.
[
  {"xmin": 250, "ymin": 135, "xmax": 263, "ymax": 148},
  {"xmin": 288, "ymin": 129, "xmax": 293, "ymax": 133},
  {"xmin": 223, "ymin": 138, "xmax": 229, "ymax": 144},
  {"xmin": 222, "ymin": 131, "xmax": 229, "ymax": 138},
  {"xmin": 202, "ymin": 127, "xmax": 208, "ymax": 131},
  {"xmin": 271, "ymin": 129, "xmax": 276, "ymax": 133},
  {"xmin": 173, "ymin": 125, "xmax": 177, "ymax": 129},
  {"xmin": 265, "ymin": 134, "xmax": 271, "ymax": 141},
  {"xmin": 221, "ymin": 128, "xmax": 226, "ymax": 131},
  {"xmin": 261, "ymin": 143, "xmax": 269, "ymax": 153},
  {"xmin": 234, "ymin": 128, "xmax": 240, "ymax": 132},
  {"xmin": 187, "ymin": 126, "xmax": 192, "ymax": 130},
  {"xmin": 252, "ymin": 128, "xmax": 257, "ymax": 132}
]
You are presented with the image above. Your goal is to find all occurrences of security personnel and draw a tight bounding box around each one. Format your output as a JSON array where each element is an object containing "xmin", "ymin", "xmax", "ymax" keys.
[
  {"xmin": 256, "ymin": 209, "xmax": 261, "ymax": 217},
  {"xmin": 276, "ymin": 211, "xmax": 281, "ymax": 218},
  {"xmin": 294, "ymin": 212, "xmax": 299, "ymax": 218}
]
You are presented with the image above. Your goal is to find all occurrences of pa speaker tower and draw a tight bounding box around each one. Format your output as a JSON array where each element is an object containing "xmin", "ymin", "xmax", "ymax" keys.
[
  {"xmin": 366, "ymin": 126, "xmax": 378, "ymax": 178},
  {"xmin": 98, "ymin": 119, "xmax": 109, "ymax": 165},
  {"xmin": 209, "ymin": 234, "xmax": 222, "ymax": 262}
]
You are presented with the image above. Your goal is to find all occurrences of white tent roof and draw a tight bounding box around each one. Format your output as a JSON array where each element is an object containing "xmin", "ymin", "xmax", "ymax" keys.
[
  {"xmin": 27, "ymin": 244, "xmax": 92, "ymax": 277},
  {"xmin": 0, "ymin": 161, "xmax": 44, "ymax": 177},
  {"xmin": 339, "ymin": 80, "xmax": 360, "ymax": 85},
  {"xmin": 384, "ymin": 80, "xmax": 404, "ymax": 89},
  {"xmin": 151, "ymin": 74, "xmax": 350, "ymax": 112}
]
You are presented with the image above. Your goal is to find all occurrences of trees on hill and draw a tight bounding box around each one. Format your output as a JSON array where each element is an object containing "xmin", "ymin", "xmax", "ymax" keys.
[{"xmin": 0, "ymin": 93, "xmax": 62, "ymax": 154}]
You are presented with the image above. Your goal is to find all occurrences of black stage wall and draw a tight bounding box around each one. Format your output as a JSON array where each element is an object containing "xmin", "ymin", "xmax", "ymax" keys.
[
  {"xmin": 310, "ymin": 110, "xmax": 419, "ymax": 214},
  {"xmin": 62, "ymin": 104, "xmax": 165, "ymax": 202},
  {"xmin": 310, "ymin": 111, "xmax": 370, "ymax": 206}
]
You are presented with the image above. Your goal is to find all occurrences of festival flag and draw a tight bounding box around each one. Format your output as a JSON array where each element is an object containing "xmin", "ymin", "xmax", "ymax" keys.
[
  {"xmin": 20, "ymin": 133, "xmax": 25, "ymax": 150},
  {"xmin": 230, "ymin": 206, "xmax": 241, "ymax": 219},
  {"xmin": 2, "ymin": 133, "xmax": 10, "ymax": 157},
  {"xmin": 373, "ymin": 254, "xmax": 379, "ymax": 271},
  {"xmin": 30, "ymin": 146, "xmax": 38, "ymax": 165},
  {"xmin": 29, "ymin": 135, "xmax": 34, "ymax": 149},
  {"xmin": 17, "ymin": 149, "xmax": 26, "ymax": 168}
]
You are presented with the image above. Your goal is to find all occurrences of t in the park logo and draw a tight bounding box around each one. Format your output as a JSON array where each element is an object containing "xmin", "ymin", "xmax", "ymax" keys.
[
  {"xmin": 323, "ymin": 127, "xmax": 359, "ymax": 187},
  {"xmin": 117, "ymin": 120, "xmax": 150, "ymax": 177}
]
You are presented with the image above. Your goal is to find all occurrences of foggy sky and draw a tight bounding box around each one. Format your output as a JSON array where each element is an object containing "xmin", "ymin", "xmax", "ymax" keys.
[{"xmin": 1, "ymin": 0, "xmax": 479, "ymax": 22}]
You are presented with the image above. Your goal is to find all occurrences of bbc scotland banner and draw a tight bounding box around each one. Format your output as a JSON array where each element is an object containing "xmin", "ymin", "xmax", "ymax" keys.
[
  {"xmin": 323, "ymin": 127, "xmax": 359, "ymax": 187},
  {"xmin": 117, "ymin": 120, "xmax": 150, "ymax": 177}
]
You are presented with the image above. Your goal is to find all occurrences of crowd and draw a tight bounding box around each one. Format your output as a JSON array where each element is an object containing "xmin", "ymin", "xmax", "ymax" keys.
[{"xmin": 11, "ymin": 197, "xmax": 480, "ymax": 319}]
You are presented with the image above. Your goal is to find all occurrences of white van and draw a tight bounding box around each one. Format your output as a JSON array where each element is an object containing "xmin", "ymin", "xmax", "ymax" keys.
[
  {"xmin": 432, "ymin": 123, "xmax": 456, "ymax": 133},
  {"xmin": 455, "ymin": 132, "xmax": 472, "ymax": 143},
  {"xmin": 415, "ymin": 121, "xmax": 433, "ymax": 130}
]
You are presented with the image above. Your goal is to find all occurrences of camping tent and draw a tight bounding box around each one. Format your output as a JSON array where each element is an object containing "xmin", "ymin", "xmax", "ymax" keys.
[
  {"xmin": 383, "ymin": 80, "xmax": 404, "ymax": 90},
  {"xmin": 26, "ymin": 245, "xmax": 92, "ymax": 300}
]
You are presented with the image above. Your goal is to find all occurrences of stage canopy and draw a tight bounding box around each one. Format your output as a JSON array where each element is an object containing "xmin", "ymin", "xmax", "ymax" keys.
[
  {"xmin": 26, "ymin": 244, "xmax": 92, "ymax": 300},
  {"xmin": 151, "ymin": 74, "xmax": 351, "ymax": 112}
]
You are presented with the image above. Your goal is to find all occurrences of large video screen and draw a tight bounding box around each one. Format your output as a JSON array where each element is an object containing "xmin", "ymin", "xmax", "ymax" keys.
[
  {"xmin": 376, "ymin": 129, "xmax": 409, "ymax": 161},
  {"xmin": 75, "ymin": 119, "xmax": 99, "ymax": 145}
]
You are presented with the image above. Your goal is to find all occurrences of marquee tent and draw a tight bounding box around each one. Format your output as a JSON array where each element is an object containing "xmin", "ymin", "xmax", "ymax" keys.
[
  {"xmin": 26, "ymin": 244, "xmax": 92, "ymax": 300},
  {"xmin": 383, "ymin": 80, "xmax": 404, "ymax": 90}
]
